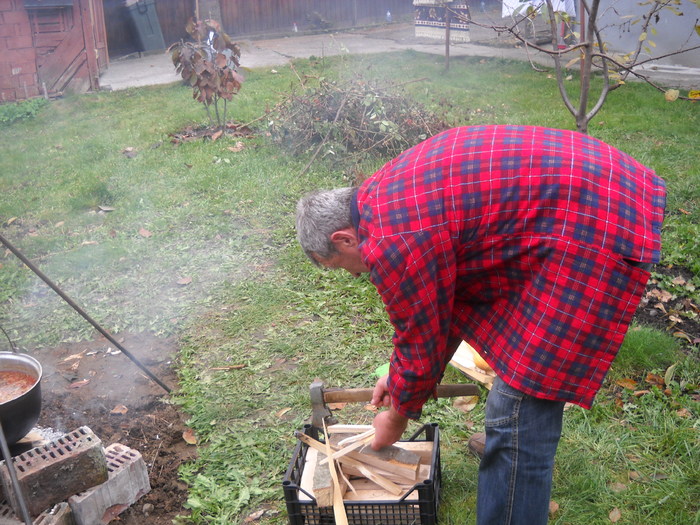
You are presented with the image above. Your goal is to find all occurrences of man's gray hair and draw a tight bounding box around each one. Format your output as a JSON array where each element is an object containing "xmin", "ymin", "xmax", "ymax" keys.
[{"xmin": 296, "ymin": 187, "xmax": 355, "ymax": 263}]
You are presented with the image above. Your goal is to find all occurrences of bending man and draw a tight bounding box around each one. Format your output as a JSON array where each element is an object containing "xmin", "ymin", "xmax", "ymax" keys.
[{"xmin": 295, "ymin": 125, "xmax": 666, "ymax": 525}]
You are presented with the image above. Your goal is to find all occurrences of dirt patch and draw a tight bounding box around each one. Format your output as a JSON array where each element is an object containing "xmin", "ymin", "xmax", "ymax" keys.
[{"xmin": 27, "ymin": 332, "xmax": 193, "ymax": 525}]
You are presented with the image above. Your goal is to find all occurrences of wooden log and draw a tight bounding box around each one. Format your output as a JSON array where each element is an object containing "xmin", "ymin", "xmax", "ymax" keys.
[
  {"xmin": 313, "ymin": 450, "xmax": 346, "ymax": 507},
  {"xmin": 345, "ymin": 445, "xmax": 420, "ymax": 480}
]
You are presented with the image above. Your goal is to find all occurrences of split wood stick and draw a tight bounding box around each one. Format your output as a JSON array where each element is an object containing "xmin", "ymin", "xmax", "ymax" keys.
[
  {"xmin": 319, "ymin": 433, "xmax": 375, "ymax": 465},
  {"xmin": 337, "ymin": 428, "xmax": 375, "ymax": 447},
  {"xmin": 295, "ymin": 432, "xmax": 403, "ymax": 496},
  {"xmin": 326, "ymin": 424, "xmax": 374, "ymax": 434},
  {"xmin": 322, "ymin": 420, "xmax": 349, "ymax": 525}
]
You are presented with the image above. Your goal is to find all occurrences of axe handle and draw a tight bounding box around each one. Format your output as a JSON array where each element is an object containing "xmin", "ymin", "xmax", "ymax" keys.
[{"xmin": 323, "ymin": 383, "xmax": 480, "ymax": 404}]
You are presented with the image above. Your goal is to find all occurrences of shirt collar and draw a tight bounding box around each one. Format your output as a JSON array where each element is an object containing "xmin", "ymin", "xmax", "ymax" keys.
[{"xmin": 351, "ymin": 187, "xmax": 360, "ymax": 231}]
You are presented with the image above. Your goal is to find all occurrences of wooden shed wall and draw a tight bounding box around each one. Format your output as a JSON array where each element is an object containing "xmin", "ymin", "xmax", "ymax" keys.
[{"xmin": 104, "ymin": 0, "xmax": 414, "ymax": 58}]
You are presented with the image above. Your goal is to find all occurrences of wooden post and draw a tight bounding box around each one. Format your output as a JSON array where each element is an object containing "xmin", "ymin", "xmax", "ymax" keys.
[{"xmin": 445, "ymin": 7, "xmax": 451, "ymax": 71}]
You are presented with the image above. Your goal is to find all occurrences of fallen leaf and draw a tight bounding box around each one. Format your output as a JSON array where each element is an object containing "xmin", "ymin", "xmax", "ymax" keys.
[
  {"xmin": 609, "ymin": 507, "xmax": 622, "ymax": 523},
  {"xmin": 244, "ymin": 509, "xmax": 266, "ymax": 522},
  {"xmin": 676, "ymin": 407, "xmax": 692, "ymax": 418},
  {"xmin": 209, "ymin": 364, "xmax": 246, "ymax": 371},
  {"xmin": 6, "ymin": 217, "xmax": 17, "ymax": 226},
  {"xmin": 679, "ymin": 208, "xmax": 691, "ymax": 215},
  {"xmin": 671, "ymin": 276, "xmax": 687, "ymax": 286},
  {"xmin": 276, "ymin": 407, "xmax": 292, "ymax": 418},
  {"xmin": 98, "ymin": 205, "xmax": 115, "ymax": 212},
  {"xmin": 549, "ymin": 500, "xmax": 560, "ymax": 514},
  {"xmin": 63, "ymin": 351, "xmax": 86, "ymax": 362},
  {"xmin": 81, "ymin": 240, "xmax": 98, "ymax": 246},
  {"xmin": 68, "ymin": 379, "xmax": 90, "ymax": 389},
  {"xmin": 122, "ymin": 147, "xmax": 138, "ymax": 158},
  {"xmin": 616, "ymin": 378, "xmax": 638, "ymax": 390},
  {"xmin": 454, "ymin": 395, "xmax": 479, "ymax": 413},
  {"xmin": 54, "ymin": 221, "xmax": 65, "ymax": 227},
  {"xmin": 668, "ymin": 314, "xmax": 683, "ymax": 323},
  {"xmin": 633, "ymin": 390, "xmax": 651, "ymax": 397},
  {"xmin": 646, "ymin": 288, "xmax": 674, "ymax": 302},
  {"xmin": 645, "ymin": 372, "xmax": 665, "ymax": 388},
  {"xmin": 177, "ymin": 276, "xmax": 192, "ymax": 286},
  {"xmin": 327, "ymin": 402, "xmax": 346, "ymax": 410},
  {"xmin": 664, "ymin": 363, "xmax": 678, "ymax": 386},
  {"xmin": 227, "ymin": 141, "xmax": 245, "ymax": 153},
  {"xmin": 363, "ymin": 404, "xmax": 378, "ymax": 413},
  {"xmin": 628, "ymin": 471, "xmax": 642, "ymax": 481},
  {"xmin": 673, "ymin": 331, "xmax": 693, "ymax": 342},
  {"xmin": 110, "ymin": 404, "xmax": 129, "ymax": 415},
  {"xmin": 664, "ymin": 89, "xmax": 679, "ymax": 102},
  {"xmin": 609, "ymin": 482, "xmax": 627, "ymax": 493},
  {"xmin": 183, "ymin": 428, "xmax": 198, "ymax": 445},
  {"xmin": 211, "ymin": 130, "xmax": 223, "ymax": 142},
  {"xmin": 138, "ymin": 228, "xmax": 152, "ymax": 238}
]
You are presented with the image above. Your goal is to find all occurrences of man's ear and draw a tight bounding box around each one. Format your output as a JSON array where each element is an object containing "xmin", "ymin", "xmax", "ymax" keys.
[{"xmin": 329, "ymin": 228, "xmax": 358, "ymax": 249}]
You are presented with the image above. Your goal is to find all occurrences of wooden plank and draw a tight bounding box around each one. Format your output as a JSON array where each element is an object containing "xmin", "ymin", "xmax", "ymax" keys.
[
  {"xmin": 313, "ymin": 450, "xmax": 346, "ymax": 508},
  {"xmin": 326, "ymin": 424, "xmax": 374, "ymax": 434}
]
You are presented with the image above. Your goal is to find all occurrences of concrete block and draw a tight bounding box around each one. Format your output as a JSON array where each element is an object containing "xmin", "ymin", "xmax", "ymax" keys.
[
  {"xmin": 0, "ymin": 501, "xmax": 75, "ymax": 525},
  {"xmin": 68, "ymin": 444, "xmax": 151, "ymax": 525},
  {"xmin": 0, "ymin": 427, "xmax": 108, "ymax": 518}
]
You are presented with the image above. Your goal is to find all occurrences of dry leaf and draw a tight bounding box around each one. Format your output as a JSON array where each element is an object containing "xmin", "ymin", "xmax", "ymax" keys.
[
  {"xmin": 609, "ymin": 507, "xmax": 622, "ymax": 523},
  {"xmin": 81, "ymin": 240, "xmax": 98, "ymax": 246},
  {"xmin": 609, "ymin": 482, "xmax": 627, "ymax": 493},
  {"xmin": 54, "ymin": 221, "xmax": 65, "ymax": 227},
  {"xmin": 616, "ymin": 378, "xmax": 638, "ymax": 390},
  {"xmin": 98, "ymin": 205, "xmax": 115, "ymax": 212},
  {"xmin": 676, "ymin": 407, "xmax": 692, "ymax": 418},
  {"xmin": 549, "ymin": 500, "xmax": 560, "ymax": 514},
  {"xmin": 363, "ymin": 404, "xmax": 378, "ymax": 413},
  {"xmin": 138, "ymin": 228, "xmax": 152, "ymax": 238},
  {"xmin": 671, "ymin": 276, "xmax": 687, "ymax": 286},
  {"xmin": 244, "ymin": 509, "xmax": 266, "ymax": 522},
  {"xmin": 6, "ymin": 217, "xmax": 17, "ymax": 226},
  {"xmin": 227, "ymin": 141, "xmax": 245, "ymax": 153},
  {"xmin": 673, "ymin": 331, "xmax": 693, "ymax": 342},
  {"xmin": 633, "ymin": 389, "xmax": 650, "ymax": 397},
  {"xmin": 177, "ymin": 276, "xmax": 192, "ymax": 286},
  {"xmin": 211, "ymin": 130, "xmax": 223, "ymax": 142},
  {"xmin": 646, "ymin": 372, "xmax": 665, "ymax": 387},
  {"xmin": 276, "ymin": 407, "xmax": 292, "ymax": 418},
  {"xmin": 122, "ymin": 147, "xmax": 138, "ymax": 158},
  {"xmin": 110, "ymin": 404, "xmax": 129, "ymax": 415},
  {"xmin": 327, "ymin": 402, "xmax": 346, "ymax": 410},
  {"xmin": 647, "ymin": 288, "xmax": 674, "ymax": 302},
  {"xmin": 63, "ymin": 351, "xmax": 86, "ymax": 362},
  {"xmin": 664, "ymin": 89, "xmax": 679, "ymax": 102},
  {"xmin": 68, "ymin": 379, "xmax": 90, "ymax": 389},
  {"xmin": 454, "ymin": 395, "xmax": 479, "ymax": 413},
  {"xmin": 183, "ymin": 428, "xmax": 198, "ymax": 445}
]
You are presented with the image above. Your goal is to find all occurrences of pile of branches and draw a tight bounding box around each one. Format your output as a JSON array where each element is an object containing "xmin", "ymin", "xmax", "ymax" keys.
[{"xmin": 268, "ymin": 77, "xmax": 450, "ymax": 166}]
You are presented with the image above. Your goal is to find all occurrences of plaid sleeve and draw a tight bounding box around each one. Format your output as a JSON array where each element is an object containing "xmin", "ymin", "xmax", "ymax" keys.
[{"xmin": 366, "ymin": 229, "xmax": 457, "ymax": 419}]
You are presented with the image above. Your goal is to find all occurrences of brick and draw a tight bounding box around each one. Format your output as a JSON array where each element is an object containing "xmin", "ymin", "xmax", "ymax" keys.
[
  {"xmin": 0, "ymin": 0, "xmax": 15, "ymax": 12},
  {"xmin": 68, "ymin": 444, "xmax": 150, "ymax": 525},
  {"xmin": 0, "ymin": 427, "xmax": 108, "ymax": 518}
]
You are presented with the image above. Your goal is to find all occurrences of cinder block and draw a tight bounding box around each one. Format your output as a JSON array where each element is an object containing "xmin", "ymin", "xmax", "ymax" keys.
[
  {"xmin": 0, "ymin": 501, "xmax": 75, "ymax": 525},
  {"xmin": 0, "ymin": 427, "xmax": 108, "ymax": 518},
  {"xmin": 68, "ymin": 444, "xmax": 151, "ymax": 525}
]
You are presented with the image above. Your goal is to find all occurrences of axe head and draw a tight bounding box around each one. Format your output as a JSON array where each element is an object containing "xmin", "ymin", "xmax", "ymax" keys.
[{"xmin": 310, "ymin": 379, "xmax": 338, "ymax": 429}]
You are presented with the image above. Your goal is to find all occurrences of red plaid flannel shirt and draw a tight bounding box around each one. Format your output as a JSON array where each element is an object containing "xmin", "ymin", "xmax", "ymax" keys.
[{"xmin": 356, "ymin": 125, "xmax": 666, "ymax": 418}]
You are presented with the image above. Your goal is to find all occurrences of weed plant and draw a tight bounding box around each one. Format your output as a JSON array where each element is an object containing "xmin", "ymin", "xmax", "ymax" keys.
[{"xmin": 0, "ymin": 51, "xmax": 698, "ymax": 524}]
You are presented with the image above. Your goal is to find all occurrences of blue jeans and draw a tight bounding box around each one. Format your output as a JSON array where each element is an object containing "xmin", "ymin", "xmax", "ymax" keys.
[{"xmin": 476, "ymin": 376, "xmax": 565, "ymax": 525}]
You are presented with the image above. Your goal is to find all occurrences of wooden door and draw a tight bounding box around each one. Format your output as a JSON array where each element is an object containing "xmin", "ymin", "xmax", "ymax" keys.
[{"xmin": 28, "ymin": 0, "xmax": 104, "ymax": 96}]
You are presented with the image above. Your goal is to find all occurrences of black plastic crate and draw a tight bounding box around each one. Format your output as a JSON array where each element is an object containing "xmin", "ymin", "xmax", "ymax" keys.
[{"xmin": 283, "ymin": 423, "xmax": 441, "ymax": 525}]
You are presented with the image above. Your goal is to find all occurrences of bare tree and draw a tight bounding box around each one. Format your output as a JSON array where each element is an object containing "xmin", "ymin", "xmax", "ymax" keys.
[{"xmin": 449, "ymin": 0, "xmax": 700, "ymax": 133}]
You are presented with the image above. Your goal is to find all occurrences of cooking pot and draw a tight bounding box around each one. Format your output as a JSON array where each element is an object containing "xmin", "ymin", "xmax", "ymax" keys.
[{"xmin": 0, "ymin": 352, "xmax": 42, "ymax": 445}]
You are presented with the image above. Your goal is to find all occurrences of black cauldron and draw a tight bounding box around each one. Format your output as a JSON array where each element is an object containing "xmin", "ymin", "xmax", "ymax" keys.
[{"xmin": 0, "ymin": 352, "xmax": 42, "ymax": 445}]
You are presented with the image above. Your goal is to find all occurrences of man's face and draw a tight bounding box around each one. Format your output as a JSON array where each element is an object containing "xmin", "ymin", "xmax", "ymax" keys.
[
  {"xmin": 312, "ymin": 228, "xmax": 369, "ymax": 278},
  {"xmin": 313, "ymin": 249, "xmax": 369, "ymax": 278}
]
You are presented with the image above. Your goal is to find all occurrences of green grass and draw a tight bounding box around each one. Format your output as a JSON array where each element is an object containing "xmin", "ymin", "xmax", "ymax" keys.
[{"xmin": 1, "ymin": 51, "xmax": 699, "ymax": 524}]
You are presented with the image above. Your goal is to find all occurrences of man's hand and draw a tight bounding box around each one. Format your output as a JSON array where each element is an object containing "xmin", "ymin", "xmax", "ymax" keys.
[
  {"xmin": 371, "ymin": 406, "xmax": 408, "ymax": 450},
  {"xmin": 371, "ymin": 374, "xmax": 392, "ymax": 408}
]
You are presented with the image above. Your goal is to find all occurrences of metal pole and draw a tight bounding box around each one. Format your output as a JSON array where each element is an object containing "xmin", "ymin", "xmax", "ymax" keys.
[{"xmin": 0, "ymin": 232, "xmax": 171, "ymax": 394}]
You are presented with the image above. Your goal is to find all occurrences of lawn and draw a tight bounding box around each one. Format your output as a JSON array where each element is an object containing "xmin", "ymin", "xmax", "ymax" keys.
[{"xmin": 1, "ymin": 51, "xmax": 698, "ymax": 525}]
